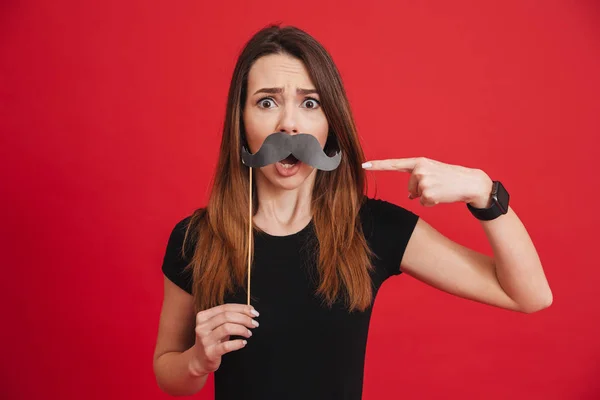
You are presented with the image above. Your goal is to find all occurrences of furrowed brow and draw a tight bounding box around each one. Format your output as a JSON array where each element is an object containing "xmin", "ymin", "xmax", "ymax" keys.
[
  {"xmin": 252, "ymin": 87, "xmax": 319, "ymax": 96},
  {"xmin": 253, "ymin": 87, "xmax": 283, "ymax": 95},
  {"xmin": 297, "ymin": 88, "xmax": 319, "ymax": 95}
]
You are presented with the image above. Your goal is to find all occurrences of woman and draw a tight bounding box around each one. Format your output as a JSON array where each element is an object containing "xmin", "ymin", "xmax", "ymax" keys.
[{"xmin": 153, "ymin": 25, "xmax": 552, "ymax": 399}]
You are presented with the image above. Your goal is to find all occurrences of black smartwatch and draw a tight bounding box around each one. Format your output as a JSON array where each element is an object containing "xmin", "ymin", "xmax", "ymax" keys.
[{"xmin": 467, "ymin": 181, "xmax": 510, "ymax": 221}]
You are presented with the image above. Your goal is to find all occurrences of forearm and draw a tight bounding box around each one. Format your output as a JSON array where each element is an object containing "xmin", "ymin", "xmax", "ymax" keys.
[
  {"xmin": 479, "ymin": 206, "xmax": 553, "ymax": 313},
  {"xmin": 154, "ymin": 345, "xmax": 209, "ymax": 396}
]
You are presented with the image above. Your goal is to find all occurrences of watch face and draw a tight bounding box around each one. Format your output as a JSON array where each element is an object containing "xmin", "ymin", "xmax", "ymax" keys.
[{"xmin": 494, "ymin": 182, "xmax": 510, "ymax": 213}]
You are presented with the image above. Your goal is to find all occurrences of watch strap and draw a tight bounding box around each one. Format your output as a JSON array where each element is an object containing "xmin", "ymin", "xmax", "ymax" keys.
[{"xmin": 467, "ymin": 181, "xmax": 509, "ymax": 221}]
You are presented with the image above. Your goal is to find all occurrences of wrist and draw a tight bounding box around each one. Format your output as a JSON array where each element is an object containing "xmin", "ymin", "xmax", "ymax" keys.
[
  {"xmin": 187, "ymin": 347, "xmax": 208, "ymax": 378},
  {"xmin": 467, "ymin": 170, "xmax": 493, "ymax": 208}
]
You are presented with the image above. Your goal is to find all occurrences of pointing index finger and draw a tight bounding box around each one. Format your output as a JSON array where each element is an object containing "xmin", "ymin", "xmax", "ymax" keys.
[{"xmin": 362, "ymin": 158, "xmax": 418, "ymax": 172}]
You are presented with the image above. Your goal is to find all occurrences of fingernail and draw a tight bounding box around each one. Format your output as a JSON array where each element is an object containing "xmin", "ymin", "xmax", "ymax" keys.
[
  {"xmin": 251, "ymin": 309, "xmax": 259, "ymax": 317},
  {"xmin": 242, "ymin": 340, "xmax": 247, "ymax": 345},
  {"xmin": 248, "ymin": 329, "xmax": 252, "ymax": 336},
  {"xmin": 252, "ymin": 320, "xmax": 259, "ymax": 327},
  {"xmin": 362, "ymin": 162, "xmax": 372, "ymax": 169}
]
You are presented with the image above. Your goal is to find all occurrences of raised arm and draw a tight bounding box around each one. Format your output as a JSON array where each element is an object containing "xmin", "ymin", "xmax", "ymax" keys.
[{"xmin": 363, "ymin": 157, "xmax": 552, "ymax": 313}]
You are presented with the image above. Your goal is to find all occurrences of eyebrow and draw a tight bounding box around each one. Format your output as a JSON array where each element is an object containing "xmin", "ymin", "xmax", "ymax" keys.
[{"xmin": 252, "ymin": 87, "xmax": 319, "ymax": 96}]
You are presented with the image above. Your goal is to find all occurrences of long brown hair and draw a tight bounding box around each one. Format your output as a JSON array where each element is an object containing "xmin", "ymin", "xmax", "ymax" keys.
[{"xmin": 183, "ymin": 24, "xmax": 374, "ymax": 312}]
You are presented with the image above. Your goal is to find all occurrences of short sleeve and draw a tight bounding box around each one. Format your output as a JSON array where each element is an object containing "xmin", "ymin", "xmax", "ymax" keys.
[
  {"xmin": 360, "ymin": 197, "xmax": 419, "ymax": 278},
  {"xmin": 161, "ymin": 216, "xmax": 194, "ymax": 294}
]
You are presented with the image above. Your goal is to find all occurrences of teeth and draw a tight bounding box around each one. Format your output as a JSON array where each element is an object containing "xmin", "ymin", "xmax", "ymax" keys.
[{"xmin": 279, "ymin": 162, "xmax": 294, "ymax": 169}]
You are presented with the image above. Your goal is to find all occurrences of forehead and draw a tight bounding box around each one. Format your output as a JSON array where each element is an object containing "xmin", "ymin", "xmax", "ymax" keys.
[{"xmin": 247, "ymin": 53, "xmax": 315, "ymax": 90}]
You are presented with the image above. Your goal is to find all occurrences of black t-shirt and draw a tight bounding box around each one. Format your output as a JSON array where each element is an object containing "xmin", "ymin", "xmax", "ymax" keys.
[{"xmin": 161, "ymin": 197, "xmax": 419, "ymax": 400}]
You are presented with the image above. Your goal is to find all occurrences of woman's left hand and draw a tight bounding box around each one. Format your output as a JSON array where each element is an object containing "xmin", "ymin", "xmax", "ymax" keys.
[{"xmin": 362, "ymin": 157, "xmax": 494, "ymax": 208}]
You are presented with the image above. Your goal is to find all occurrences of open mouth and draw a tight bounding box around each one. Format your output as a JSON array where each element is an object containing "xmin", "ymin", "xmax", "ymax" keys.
[{"xmin": 278, "ymin": 154, "xmax": 299, "ymax": 169}]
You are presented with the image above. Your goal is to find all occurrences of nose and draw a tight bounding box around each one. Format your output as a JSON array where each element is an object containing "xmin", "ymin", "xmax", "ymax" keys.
[{"xmin": 276, "ymin": 105, "xmax": 299, "ymax": 135}]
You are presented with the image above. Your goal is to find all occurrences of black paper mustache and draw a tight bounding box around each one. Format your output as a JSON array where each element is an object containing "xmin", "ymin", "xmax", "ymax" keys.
[{"xmin": 241, "ymin": 132, "xmax": 342, "ymax": 171}]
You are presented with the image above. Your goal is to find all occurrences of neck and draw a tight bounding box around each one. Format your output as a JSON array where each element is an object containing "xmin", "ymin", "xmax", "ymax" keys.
[{"xmin": 252, "ymin": 169, "xmax": 316, "ymax": 236}]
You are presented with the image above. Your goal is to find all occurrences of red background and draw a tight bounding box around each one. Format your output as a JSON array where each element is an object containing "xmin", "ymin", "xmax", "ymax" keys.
[{"xmin": 2, "ymin": 1, "xmax": 599, "ymax": 399}]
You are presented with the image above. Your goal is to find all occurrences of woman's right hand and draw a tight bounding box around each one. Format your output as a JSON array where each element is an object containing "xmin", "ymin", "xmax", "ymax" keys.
[{"xmin": 189, "ymin": 303, "xmax": 260, "ymax": 376}]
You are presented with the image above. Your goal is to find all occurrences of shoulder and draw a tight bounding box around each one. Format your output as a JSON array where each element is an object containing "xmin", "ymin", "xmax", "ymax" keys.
[
  {"xmin": 166, "ymin": 215, "xmax": 195, "ymax": 258},
  {"xmin": 170, "ymin": 215, "xmax": 193, "ymax": 239},
  {"xmin": 167, "ymin": 208, "xmax": 206, "ymax": 251},
  {"xmin": 161, "ymin": 209, "xmax": 206, "ymax": 294},
  {"xmin": 359, "ymin": 196, "xmax": 419, "ymax": 234},
  {"xmin": 359, "ymin": 197, "xmax": 420, "ymax": 277}
]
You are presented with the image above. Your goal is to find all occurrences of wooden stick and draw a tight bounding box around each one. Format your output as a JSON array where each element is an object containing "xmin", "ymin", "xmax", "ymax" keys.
[{"xmin": 247, "ymin": 167, "xmax": 252, "ymax": 306}]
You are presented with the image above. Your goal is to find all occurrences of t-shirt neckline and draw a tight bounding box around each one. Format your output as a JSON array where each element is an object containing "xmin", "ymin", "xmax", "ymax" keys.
[{"xmin": 253, "ymin": 219, "xmax": 314, "ymax": 240}]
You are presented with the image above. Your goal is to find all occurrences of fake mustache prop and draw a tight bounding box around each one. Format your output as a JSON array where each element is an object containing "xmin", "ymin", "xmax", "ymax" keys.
[
  {"xmin": 241, "ymin": 132, "xmax": 342, "ymax": 307},
  {"xmin": 241, "ymin": 132, "xmax": 342, "ymax": 171}
]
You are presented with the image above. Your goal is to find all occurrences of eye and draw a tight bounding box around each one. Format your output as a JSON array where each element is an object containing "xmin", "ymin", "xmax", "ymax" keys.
[
  {"xmin": 257, "ymin": 97, "xmax": 277, "ymax": 109},
  {"xmin": 301, "ymin": 97, "xmax": 321, "ymax": 109}
]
